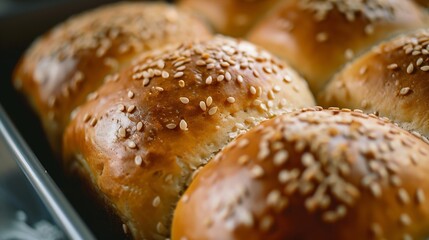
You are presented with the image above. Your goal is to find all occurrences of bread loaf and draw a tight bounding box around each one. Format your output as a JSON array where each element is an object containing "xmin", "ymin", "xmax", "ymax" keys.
[
  {"xmin": 63, "ymin": 36, "xmax": 315, "ymax": 239},
  {"xmin": 13, "ymin": 2, "xmax": 212, "ymax": 150},
  {"xmin": 247, "ymin": 0, "xmax": 428, "ymax": 93},
  {"xmin": 320, "ymin": 29, "xmax": 429, "ymax": 138},
  {"xmin": 173, "ymin": 108, "xmax": 429, "ymax": 240}
]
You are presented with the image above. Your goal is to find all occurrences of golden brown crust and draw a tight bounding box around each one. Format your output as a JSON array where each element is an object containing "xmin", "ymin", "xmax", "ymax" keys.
[
  {"xmin": 13, "ymin": 2, "xmax": 212, "ymax": 150},
  {"xmin": 247, "ymin": 0, "xmax": 428, "ymax": 93},
  {"xmin": 172, "ymin": 108, "xmax": 429, "ymax": 240},
  {"xmin": 319, "ymin": 29, "xmax": 429, "ymax": 139},
  {"xmin": 178, "ymin": 0, "xmax": 282, "ymax": 37},
  {"xmin": 63, "ymin": 36, "xmax": 315, "ymax": 239}
]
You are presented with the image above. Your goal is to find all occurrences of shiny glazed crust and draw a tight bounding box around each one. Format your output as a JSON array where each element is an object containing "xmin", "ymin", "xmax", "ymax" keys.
[
  {"xmin": 178, "ymin": 0, "xmax": 283, "ymax": 37},
  {"xmin": 173, "ymin": 108, "xmax": 429, "ymax": 240},
  {"xmin": 320, "ymin": 29, "xmax": 429, "ymax": 138},
  {"xmin": 63, "ymin": 36, "xmax": 315, "ymax": 239},
  {"xmin": 247, "ymin": 0, "xmax": 427, "ymax": 93},
  {"xmin": 13, "ymin": 2, "xmax": 212, "ymax": 150}
]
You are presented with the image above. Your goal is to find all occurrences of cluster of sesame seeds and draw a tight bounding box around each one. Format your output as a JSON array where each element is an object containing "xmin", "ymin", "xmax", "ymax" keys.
[
  {"xmin": 299, "ymin": 0, "xmax": 395, "ymax": 23},
  {"xmin": 29, "ymin": 2, "xmax": 209, "ymax": 134},
  {"xmin": 127, "ymin": 36, "xmax": 302, "ymax": 133},
  {"xmin": 199, "ymin": 108, "xmax": 429, "ymax": 238}
]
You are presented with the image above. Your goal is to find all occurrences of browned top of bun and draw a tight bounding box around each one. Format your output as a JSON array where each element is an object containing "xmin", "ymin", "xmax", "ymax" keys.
[
  {"xmin": 13, "ymin": 2, "xmax": 212, "ymax": 149},
  {"xmin": 179, "ymin": 0, "xmax": 282, "ymax": 37},
  {"xmin": 247, "ymin": 0, "xmax": 427, "ymax": 93},
  {"xmin": 63, "ymin": 36, "xmax": 315, "ymax": 239},
  {"xmin": 320, "ymin": 29, "xmax": 429, "ymax": 139},
  {"xmin": 173, "ymin": 108, "xmax": 429, "ymax": 240}
]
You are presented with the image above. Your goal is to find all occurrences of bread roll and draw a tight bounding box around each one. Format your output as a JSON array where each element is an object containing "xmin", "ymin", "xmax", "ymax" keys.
[
  {"xmin": 63, "ymin": 36, "xmax": 315, "ymax": 239},
  {"xmin": 247, "ymin": 0, "xmax": 428, "ymax": 93},
  {"xmin": 13, "ymin": 2, "xmax": 212, "ymax": 150},
  {"xmin": 172, "ymin": 108, "xmax": 429, "ymax": 240},
  {"xmin": 178, "ymin": 0, "xmax": 282, "ymax": 37},
  {"xmin": 320, "ymin": 29, "xmax": 429, "ymax": 138}
]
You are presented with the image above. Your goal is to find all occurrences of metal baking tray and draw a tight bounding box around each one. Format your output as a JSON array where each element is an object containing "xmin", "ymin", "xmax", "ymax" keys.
[{"xmin": 0, "ymin": 0, "xmax": 160, "ymax": 239}]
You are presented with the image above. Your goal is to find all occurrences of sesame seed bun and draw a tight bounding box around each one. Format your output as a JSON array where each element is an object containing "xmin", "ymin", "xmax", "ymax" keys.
[
  {"xmin": 178, "ymin": 0, "xmax": 283, "ymax": 37},
  {"xmin": 63, "ymin": 36, "xmax": 315, "ymax": 239},
  {"xmin": 247, "ymin": 0, "xmax": 428, "ymax": 93},
  {"xmin": 13, "ymin": 2, "xmax": 212, "ymax": 151},
  {"xmin": 172, "ymin": 108, "xmax": 429, "ymax": 240},
  {"xmin": 319, "ymin": 29, "xmax": 429, "ymax": 139}
]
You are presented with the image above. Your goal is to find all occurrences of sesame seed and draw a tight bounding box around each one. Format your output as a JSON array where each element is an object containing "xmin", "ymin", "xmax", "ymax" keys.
[
  {"xmin": 156, "ymin": 222, "xmax": 167, "ymax": 234},
  {"xmin": 143, "ymin": 78, "xmax": 150, "ymax": 86},
  {"xmin": 127, "ymin": 105, "xmax": 136, "ymax": 113},
  {"xmin": 421, "ymin": 66, "xmax": 429, "ymax": 71},
  {"xmin": 283, "ymin": 75, "xmax": 292, "ymax": 83},
  {"xmin": 122, "ymin": 224, "xmax": 128, "ymax": 234},
  {"xmin": 206, "ymin": 96, "xmax": 213, "ymax": 107},
  {"xmin": 398, "ymin": 188, "xmax": 410, "ymax": 204},
  {"xmin": 316, "ymin": 32, "xmax": 328, "ymax": 42},
  {"xmin": 238, "ymin": 155, "xmax": 249, "ymax": 165},
  {"xmin": 152, "ymin": 196, "xmax": 161, "ymax": 207},
  {"xmin": 250, "ymin": 86, "xmax": 257, "ymax": 95},
  {"xmin": 134, "ymin": 155, "xmax": 142, "ymax": 166},
  {"xmin": 137, "ymin": 122, "xmax": 143, "ymax": 131},
  {"xmin": 157, "ymin": 60, "xmax": 165, "ymax": 69},
  {"xmin": 227, "ymin": 97, "xmax": 236, "ymax": 103},
  {"xmin": 417, "ymin": 57, "xmax": 424, "ymax": 66},
  {"xmin": 273, "ymin": 150, "xmax": 288, "ymax": 166},
  {"xmin": 266, "ymin": 190, "xmax": 281, "ymax": 207},
  {"xmin": 166, "ymin": 123, "xmax": 177, "ymax": 129},
  {"xmin": 127, "ymin": 141, "xmax": 137, "ymax": 149},
  {"xmin": 181, "ymin": 194, "xmax": 189, "ymax": 203},
  {"xmin": 196, "ymin": 60, "xmax": 206, "ymax": 66},
  {"xmin": 221, "ymin": 62, "xmax": 230, "ymax": 68},
  {"xmin": 273, "ymin": 85, "xmax": 281, "ymax": 92},
  {"xmin": 128, "ymin": 91, "xmax": 134, "ymax": 99},
  {"xmin": 217, "ymin": 75, "xmax": 225, "ymax": 82},
  {"xmin": 180, "ymin": 97, "xmax": 190, "ymax": 104},
  {"xmin": 176, "ymin": 65, "xmax": 186, "ymax": 71},
  {"xmin": 416, "ymin": 188, "xmax": 425, "ymax": 204},
  {"xmin": 208, "ymin": 107, "xmax": 218, "ymax": 115},
  {"xmin": 250, "ymin": 165, "xmax": 264, "ymax": 178},
  {"xmin": 387, "ymin": 63, "xmax": 398, "ymax": 70},
  {"xmin": 83, "ymin": 114, "xmax": 91, "ymax": 122},
  {"xmin": 179, "ymin": 119, "xmax": 188, "ymax": 131},
  {"xmin": 225, "ymin": 72, "xmax": 232, "ymax": 81},
  {"xmin": 399, "ymin": 213, "xmax": 411, "ymax": 226},
  {"xmin": 364, "ymin": 24, "xmax": 374, "ymax": 35},
  {"xmin": 205, "ymin": 76, "xmax": 213, "ymax": 84},
  {"xmin": 237, "ymin": 75, "xmax": 244, "ymax": 83},
  {"xmin": 118, "ymin": 127, "xmax": 126, "ymax": 138},
  {"xmin": 206, "ymin": 63, "xmax": 215, "ymax": 69},
  {"xmin": 301, "ymin": 153, "xmax": 315, "ymax": 166},
  {"xmin": 90, "ymin": 118, "xmax": 97, "ymax": 127},
  {"xmin": 399, "ymin": 87, "xmax": 411, "ymax": 96},
  {"xmin": 406, "ymin": 63, "xmax": 414, "ymax": 74},
  {"xmin": 174, "ymin": 72, "xmax": 184, "ymax": 78},
  {"xmin": 253, "ymin": 70, "xmax": 260, "ymax": 78},
  {"xmin": 155, "ymin": 87, "xmax": 164, "ymax": 92},
  {"xmin": 199, "ymin": 101, "xmax": 207, "ymax": 111},
  {"xmin": 178, "ymin": 80, "xmax": 185, "ymax": 88},
  {"xmin": 238, "ymin": 139, "xmax": 249, "ymax": 148},
  {"xmin": 370, "ymin": 183, "xmax": 381, "ymax": 198},
  {"xmin": 161, "ymin": 71, "xmax": 169, "ymax": 79},
  {"xmin": 345, "ymin": 49, "xmax": 354, "ymax": 59}
]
